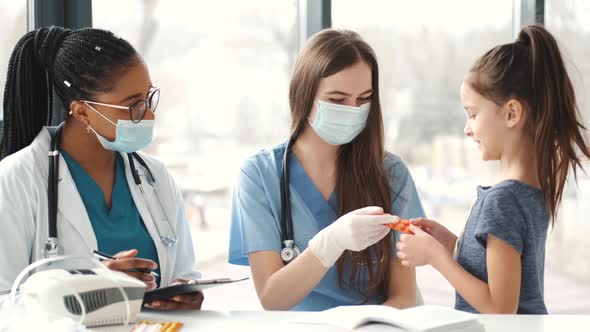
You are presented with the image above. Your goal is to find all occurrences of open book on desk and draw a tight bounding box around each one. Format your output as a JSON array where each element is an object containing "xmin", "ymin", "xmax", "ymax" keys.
[{"xmin": 294, "ymin": 304, "xmax": 484, "ymax": 332}]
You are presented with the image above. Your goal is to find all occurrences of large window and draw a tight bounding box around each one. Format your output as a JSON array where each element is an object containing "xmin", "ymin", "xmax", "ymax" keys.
[
  {"xmin": 0, "ymin": 1, "xmax": 27, "ymax": 121},
  {"xmin": 93, "ymin": 0, "xmax": 299, "ymax": 310}
]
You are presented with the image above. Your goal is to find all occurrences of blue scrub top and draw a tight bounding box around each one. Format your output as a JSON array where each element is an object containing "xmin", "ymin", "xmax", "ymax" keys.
[
  {"xmin": 61, "ymin": 149, "xmax": 161, "ymax": 283},
  {"xmin": 228, "ymin": 142, "xmax": 425, "ymax": 311}
]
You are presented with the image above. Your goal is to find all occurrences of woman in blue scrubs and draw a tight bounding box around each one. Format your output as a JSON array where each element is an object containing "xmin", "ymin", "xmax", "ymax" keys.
[{"xmin": 229, "ymin": 29, "xmax": 426, "ymax": 311}]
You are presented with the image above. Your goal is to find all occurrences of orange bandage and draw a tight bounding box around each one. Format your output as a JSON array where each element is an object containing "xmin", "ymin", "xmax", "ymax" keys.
[{"xmin": 386, "ymin": 218, "xmax": 414, "ymax": 235}]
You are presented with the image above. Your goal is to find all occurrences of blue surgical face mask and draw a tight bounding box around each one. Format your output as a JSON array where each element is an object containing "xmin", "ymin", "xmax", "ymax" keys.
[
  {"xmin": 309, "ymin": 100, "xmax": 371, "ymax": 145},
  {"xmin": 84, "ymin": 103, "xmax": 154, "ymax": 153}
]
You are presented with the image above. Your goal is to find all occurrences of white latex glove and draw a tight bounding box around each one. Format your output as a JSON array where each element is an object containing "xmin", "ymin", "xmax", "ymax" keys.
[{"xmin": 307, "ymin": 206, "xmax": 396, "ymax": 268}]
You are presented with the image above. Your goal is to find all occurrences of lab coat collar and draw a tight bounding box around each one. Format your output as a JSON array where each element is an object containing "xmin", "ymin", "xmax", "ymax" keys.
[{"xmin": 30, "ymin": 128, "xmax": 98, "ymax": 252}]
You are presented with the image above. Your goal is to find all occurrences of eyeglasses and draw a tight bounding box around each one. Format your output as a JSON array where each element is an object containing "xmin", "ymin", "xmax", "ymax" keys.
[{"xmin": 81, "ymin": 86, "xmax": 160, "ymax": 123}]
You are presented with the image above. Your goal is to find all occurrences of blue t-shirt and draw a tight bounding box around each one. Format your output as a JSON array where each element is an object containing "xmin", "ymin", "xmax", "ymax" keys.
[
  {"xmin": 228, "ymin": 142, "xmax": 426, "ymax": 311},
  {"xmin": 61, "ymin": 149, "xmax": 161, "ymax": 283},
  {"xmin": 455, "ymin": 180, "xmax": 549, "ymax": 314}
]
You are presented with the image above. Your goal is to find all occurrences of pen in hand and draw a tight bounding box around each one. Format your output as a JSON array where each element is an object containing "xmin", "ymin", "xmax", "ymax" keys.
[{"xmin": 93, "ymin": 250, "xmax": 159, "ymax": 277}]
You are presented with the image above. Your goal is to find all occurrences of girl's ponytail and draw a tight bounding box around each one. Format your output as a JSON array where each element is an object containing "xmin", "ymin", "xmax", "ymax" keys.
[{"xmin": 468, "ymin": 25, "xmax": 590, "ymax": 222}]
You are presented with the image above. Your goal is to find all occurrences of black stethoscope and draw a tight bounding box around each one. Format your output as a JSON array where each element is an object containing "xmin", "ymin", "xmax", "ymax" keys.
[
  {"xmin": 279, "ymin": 137, "xmax": 301, "ymax": 264},
  {"xmin": 43, "ymin": 122, "xmax": 177, "ymax": 258},
  {"xmin": 279, "ymin": 137, "xmax": 385, "ymax": 266}
]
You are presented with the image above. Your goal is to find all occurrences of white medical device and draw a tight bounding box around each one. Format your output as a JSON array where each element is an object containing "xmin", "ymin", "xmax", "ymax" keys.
[{"xmin": 18, "ymin": 268, "xmax": 146, "ymax": 327}]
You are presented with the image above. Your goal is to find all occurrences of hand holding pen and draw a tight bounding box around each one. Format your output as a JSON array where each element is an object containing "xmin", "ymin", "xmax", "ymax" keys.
[{"xmin": 93, "ymin": 249, "xmax": 159, "ymax": 290}]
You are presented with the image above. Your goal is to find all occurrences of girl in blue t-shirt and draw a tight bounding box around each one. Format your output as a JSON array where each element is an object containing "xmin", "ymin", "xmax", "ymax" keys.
[{"xmin": 396, "ymin": 25, "xmax": 590, "ymax": 314}]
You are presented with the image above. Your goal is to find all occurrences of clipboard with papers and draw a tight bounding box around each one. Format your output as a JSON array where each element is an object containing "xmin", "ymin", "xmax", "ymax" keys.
[{"xmin": 144, "ymin": 277, "xmax": 249, "ymax": 303}]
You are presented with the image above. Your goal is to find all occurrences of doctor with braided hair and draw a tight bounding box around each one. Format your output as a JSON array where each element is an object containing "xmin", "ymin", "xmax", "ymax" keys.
[{"xmin": 0, "ymin": 26, "xmax": 203, "ymax": 310}]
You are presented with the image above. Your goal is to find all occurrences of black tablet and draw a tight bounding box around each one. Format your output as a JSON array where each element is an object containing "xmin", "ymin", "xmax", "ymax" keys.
[{"xmin": 143, "ymin": 277, "xmax": 249, "ymax": 303}]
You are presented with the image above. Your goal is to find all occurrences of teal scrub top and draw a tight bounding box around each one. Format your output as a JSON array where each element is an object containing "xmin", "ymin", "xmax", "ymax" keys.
[
  {"xmin": 61, "ymin": 149, "xmax": 161, "ymax": 283},
  {"xmin": 228, "ymin": 142, "xmax": 426, "ymax": 311}
]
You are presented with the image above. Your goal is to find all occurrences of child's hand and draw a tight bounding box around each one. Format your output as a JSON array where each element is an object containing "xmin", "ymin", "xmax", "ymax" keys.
[
  {"xmin": 410, "ymin": 218, "xmax": 458, "ymax": 255},
  {"xmin": 396, "ymin": 225, "xmax": 450, "ymax": 267}
]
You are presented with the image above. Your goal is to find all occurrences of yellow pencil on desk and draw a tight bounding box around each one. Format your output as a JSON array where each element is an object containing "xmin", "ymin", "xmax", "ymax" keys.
[{"xmin": 134, "ymin": 320, "xmax": 183, "ymax": 332}]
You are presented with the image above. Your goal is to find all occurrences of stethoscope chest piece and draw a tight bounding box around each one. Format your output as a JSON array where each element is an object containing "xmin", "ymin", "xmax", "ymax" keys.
[
  {"xmin": 280, "ymin": 240, "xmax": 301, "ymax": 263},
  {"xmin": 43, "ymin": 237, "xmax": 60, "ymax": 258}
]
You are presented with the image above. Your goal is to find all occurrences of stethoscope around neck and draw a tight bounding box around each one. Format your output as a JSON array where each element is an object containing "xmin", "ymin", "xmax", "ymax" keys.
[
  {"xmin": 279, "ymin": 136, "xmax": 301, "ymax": 264},
  {"xmin": 43, "ymin": 122, "xmax": 177, "ymax": 258}
]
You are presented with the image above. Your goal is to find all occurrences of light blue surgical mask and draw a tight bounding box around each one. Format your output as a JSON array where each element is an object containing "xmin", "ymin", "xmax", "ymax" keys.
[
  {"xmin": 309, "ymin": 100, "xmax": 371, "ymax": 145},
  {"xmin": 84, "ymin": 103, "xmax": 154, "ymax": 153}
]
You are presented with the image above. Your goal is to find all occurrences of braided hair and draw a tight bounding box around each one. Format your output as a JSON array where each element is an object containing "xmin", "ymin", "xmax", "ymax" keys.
[{"xmin": 1, "ymin": 26, "xmax": 139, "ymax": 159}]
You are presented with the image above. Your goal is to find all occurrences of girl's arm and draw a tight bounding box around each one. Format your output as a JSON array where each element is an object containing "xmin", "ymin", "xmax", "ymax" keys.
[
  {"xmin": 432, "ymin": 234, "xmax": 521, "ymax": 313},
  {"xmin": 398, "ymin": 226, "xmax": 522, "ymax": 313},
  {"xmin": 383, "ymin": 257, "xmax": 417, "ymax": 308}
]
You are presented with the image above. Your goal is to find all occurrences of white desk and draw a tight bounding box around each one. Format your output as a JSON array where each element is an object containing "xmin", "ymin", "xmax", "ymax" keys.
[{"xmin": 93, "ymin": 310, "xmax": 590, "ymax": 332}]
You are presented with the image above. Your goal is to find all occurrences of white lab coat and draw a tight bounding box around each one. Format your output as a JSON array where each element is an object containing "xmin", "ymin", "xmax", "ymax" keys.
[{"xmin": 0, "ymin": 128, "xmax": 199, "ymax": 297}]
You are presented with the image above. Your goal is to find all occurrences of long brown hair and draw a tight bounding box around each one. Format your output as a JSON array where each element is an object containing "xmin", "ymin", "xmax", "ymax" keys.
[
  {"xmin": 289, "ymin": 29, "xmax": 392, "ymax": 299},
  {"xmin": 467, "ymin": 25, "xmax": 590, "ymax": 222}
]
